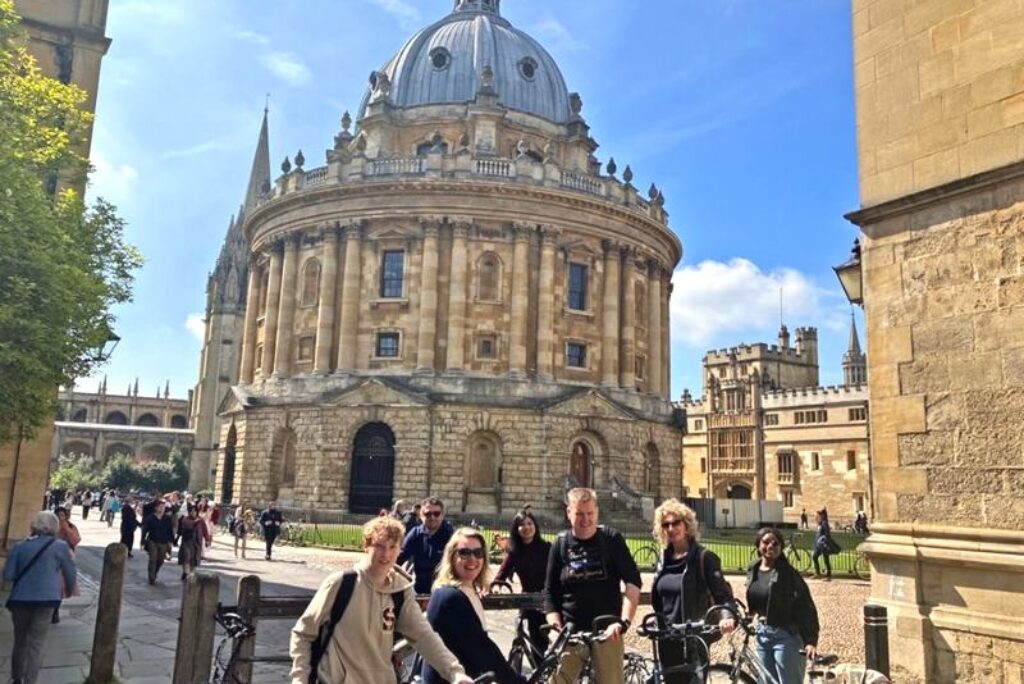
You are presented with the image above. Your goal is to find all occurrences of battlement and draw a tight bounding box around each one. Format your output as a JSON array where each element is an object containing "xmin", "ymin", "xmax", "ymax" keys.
[
  {"xmin": 761, "ymin": 383, "xmax": 867, "ymax": 408},
  {"xmin": 704, "ymin": 342, "xmax": 812, "ymax": 364}
]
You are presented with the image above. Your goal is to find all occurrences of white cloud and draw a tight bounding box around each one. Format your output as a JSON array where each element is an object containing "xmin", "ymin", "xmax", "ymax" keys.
[
  {"xmin": 88, "ymin": 150, "xmax": 139, "ymax": 207},
  {"xmin": 185, "ymin": 313, "xmax": 206, "ymax": 342},
  {"xmin": 234, "ymin": 30, "xmax": 271, "ymax": 46},
  {"xmin": 531, "ymin": 18, "xmax": 589, "ymax": 53},
  {"xmin": 670, "ymin": 258, "xmax": 830, "ymax": 347},
  {"xmin": 369, "ymin": 0, "xmax": 421, "ymax": 29},
  {"xmin": 262, "ymin": 51, "xmax": 313, "ymax": 86}
]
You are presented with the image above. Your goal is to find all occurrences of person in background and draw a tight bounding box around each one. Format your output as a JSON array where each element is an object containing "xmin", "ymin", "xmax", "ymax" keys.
[
  {"xmin": 492, "ymin": 509, "xmax": 552, "ymax": 657},
  {"xmin": 106, "ymin": 493, "xmax": 122, "ymax": 528},
  {"xmin": 233, "ymin": 508, "xmax": 255, "ymax": 559},
  {"xmin": 650, "ymin": 499, "xmax": 735, "ymax": 684},
  {"xmin": 421, "ymin": 527, "xmax": 525, "ymax": 684},
  {"xmin": 812, "ymin": 509, "xmax": 836, "ymax": 581},
  {"xmin": 81, "ymin": 490, "xmax": 92, "ymax": 520},
  {"xmin": 2, "ymin": 511, "xmax": 77, "ymax": 684},
  {"xmin": 120, "ymin": 498, "xmax": 139, "ymax": 557},
  {"xmin": 402, "ymin": 503, "xmax": 422, "ymax": 536},
  {"xmin": 746, "ymin": 527, "xmax": 819, "ymax": 684},
  {"xmin": 176, "ymin": 506, "xmax": 211, "ymax": 580},
  {"xmin": 259, "ymin": 501, "xmax": 284, "ymax": 560},
  {"xmin": 799, "ymin": 509, "xmax": 809, "ymax": 531},
  {"xmin": 391, "ymin": 499, "xmax": 407, "ymax": 520},
  {"xmin": 398, "ymin": 497, "xmax": 454, "ymax": 596},
  {"xmin": 51, "ymin": 507, "xmax": 81, "ymax": 624},
  {"xmin": 141, "ymin": 501, "xmax": 174, "ymax": 585}
]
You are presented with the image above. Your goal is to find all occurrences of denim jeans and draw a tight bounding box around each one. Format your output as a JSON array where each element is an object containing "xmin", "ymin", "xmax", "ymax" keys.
[{"xmin": 755, "ymin": 624, "xmax": 805, "ymax": 684}]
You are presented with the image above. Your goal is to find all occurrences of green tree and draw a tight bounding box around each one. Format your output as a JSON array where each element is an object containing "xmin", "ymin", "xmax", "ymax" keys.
[
  {"xmin": 49, "ymin": 454, "xmax": 101, "ymax": 492},
  {"xmin": 101, "ymin": 453, "xmax": 142, "ymax": 491},
  {"xmin": 0, "ymin": 0, "xmax": 142, "ymax": 443}
]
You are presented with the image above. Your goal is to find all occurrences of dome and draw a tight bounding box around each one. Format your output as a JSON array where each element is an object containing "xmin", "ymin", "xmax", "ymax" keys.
[{"xmin": 357, "ymin": 0, "xmax": 572, "ymax": 124}]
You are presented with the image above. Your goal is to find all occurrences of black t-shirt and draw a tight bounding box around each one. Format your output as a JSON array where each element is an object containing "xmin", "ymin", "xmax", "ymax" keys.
[
  {"xmin": 653, "ymin": 555, "xmax": 687, "ymax": 623},
  {"xmin": 544, "ymin": 527, "xmax": 641, "ymax": 633},
  {"xmin": 747, "ymin": 566, "xmax": 774, "ymax": 617}
]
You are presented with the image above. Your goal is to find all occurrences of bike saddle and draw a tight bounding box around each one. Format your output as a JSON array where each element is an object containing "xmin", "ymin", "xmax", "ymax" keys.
[{"xmin": 813, "ymin": 653, "xmax": 840, "ymax": 666}]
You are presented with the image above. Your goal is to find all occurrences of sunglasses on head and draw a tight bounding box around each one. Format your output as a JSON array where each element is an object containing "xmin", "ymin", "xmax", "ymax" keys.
[
  {"xmin": 455, "ymin": 547, "xmax": 485, "ymax": 559},
  {"xmin": 423, "ymin": 511, "xmax": 442, "ymax": 518},
  {"xmin": 661, "ymin": 519, "xmax": 684, "ymax": 530}
]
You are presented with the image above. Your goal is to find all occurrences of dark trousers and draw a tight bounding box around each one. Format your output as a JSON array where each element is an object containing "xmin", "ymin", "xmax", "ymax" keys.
[
  {"xmin": 812, "ymin": 550, "xmax": 832, "ymax": 578},
  {"xmin": 147, "ymin": 542, "xmax": 170, "ymax": 582},
  {"xmin": 658, "ymin": 637, "xmax": 710, "ymax": 684},
  {"xmin": 522, "ymin": 609, "xmax": 549, "ymax": 658},
  {"xmin": 9, "ymin": 604, "xmax": 53, "ymax": 683},
  {"xmin": 264, "ymin": 532, "xmax": 278, "ymax": 558},
  {"xmin": 120, "ymin": 530, "xmax": 135, "ymax": 555}
]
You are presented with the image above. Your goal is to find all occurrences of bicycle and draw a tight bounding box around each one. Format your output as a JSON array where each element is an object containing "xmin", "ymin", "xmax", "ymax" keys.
[
  {"xmin": 210, "ymin": 610, "xmax": 291, "ymax": 683},
  {"xmin": 631, "ymin": 539, "xmax": 661, "ymax": 570},
  {"xmin": 852, "ymin": 551, "xmax": 870, "ymax": 580},
  {"xmin": 747, "ymin": 532, "xmax": 811, "ymax": 574},
  {"xmin": 528, "ymin": 616, "xmax": 652, "ymax": 684},
  {"xmin": 487, "ymin": 580, "xmax": 547, "ymax": 676},
  {"xmin": 634, "ymin": 610, "xmax": 721, "ymax": 683}
]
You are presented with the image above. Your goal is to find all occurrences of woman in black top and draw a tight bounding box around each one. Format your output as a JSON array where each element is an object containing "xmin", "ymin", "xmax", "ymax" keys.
[
  {"xmin": 747, "ymin": 527, "xmax": 820, "ymax": 684},
  {"xmin": 812, "ymin": 509, "xmax": 835, "ymax": 580},
  {"xmin": 493, "ymin": 510, "xmax": 552, "ymax": 657},
  {"xmin": 651, "ymin": 499, "xmax": 735, "ymax": 684}
]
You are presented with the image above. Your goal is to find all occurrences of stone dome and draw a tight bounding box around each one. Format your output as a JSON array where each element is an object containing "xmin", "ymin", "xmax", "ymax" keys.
[{"xmin": 357, "ymin": 0, "xmax": 572, "ymax": 124}]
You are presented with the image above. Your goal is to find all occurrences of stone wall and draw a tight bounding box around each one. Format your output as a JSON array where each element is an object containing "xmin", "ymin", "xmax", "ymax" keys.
[{"xmin": 0, "ymin": 425, "xmax": 54, "ymax": 551}]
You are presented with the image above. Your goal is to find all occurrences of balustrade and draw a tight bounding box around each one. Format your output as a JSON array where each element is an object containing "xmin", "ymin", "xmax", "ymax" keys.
[
  {"xmin": 561, "ymin": 170, "xmax": 603, "ymax": 195},
  {"xmin": 369, "ymin": 157, "xmax": 424, "ymax": 176},
  {"xmin": 475, "ymin": 158, "xmax": 512, "ymax": 177},
  {"xmin": 304, "ymin": 166, "xmax": 328, "ymax": 186}
]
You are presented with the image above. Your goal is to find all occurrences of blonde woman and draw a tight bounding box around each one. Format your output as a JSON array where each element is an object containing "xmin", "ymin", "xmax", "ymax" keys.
[
  {"xmin": 421, "ymin": 527, "xmax": 525, "ymax": 684},
  {"xmin": 651, "ymin": 499, "xmax": 736, "ymax": 684}
]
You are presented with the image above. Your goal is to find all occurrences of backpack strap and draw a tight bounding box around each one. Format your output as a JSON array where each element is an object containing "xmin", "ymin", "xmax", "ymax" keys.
[
  {"xmin": 11, "ymin": 538, "xmax": 56, "ymax": 591},
  {"xmin": 309, "ymin": 571, "xmax": 357, "ymax": 684}
]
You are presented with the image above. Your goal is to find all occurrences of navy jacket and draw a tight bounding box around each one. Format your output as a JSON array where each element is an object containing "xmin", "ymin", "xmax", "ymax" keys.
[
  {"xmin": 398, "ymin": 521, "xmax": 454, "ymax": 595},
  {"xmin": 420, "ymin": 586, "xmax": 525, "ymax": 684}
]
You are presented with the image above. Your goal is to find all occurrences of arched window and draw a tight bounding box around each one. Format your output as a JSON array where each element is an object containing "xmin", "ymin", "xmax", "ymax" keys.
[
  {"xmin": 104, "ymin": 411, "xmax": 128, "ymax": 425},
  {"xmin": 643, "ymin": 443, "xmax": 660, "ymax": 494},
  {"xmin": 279, "ymin": 430, "xmax": 297, "ymax": 486},
  {"xmin": 466, "ymin": 432, "xmax": 501, "ymax": 488},
  {"xmin": 136, "ymin": 413, "xmax": 159, "ymax": 427},
  {"xmin": 570, "ymin": 440, "xmax": 593, "ymax": 486},
  {"xmin": 476, "ymin": 252, "xmax": 502, "ymax": 301},
  {"xmin": 300, "ymin": 258, "xmax": 320, "ymax": 307},
  {"xmin": 171, "ymin": 415, "xmax": 188, "ymax": 429},
  {"xmin": 71, "ymin": 408, "xmax": 87, "ymax": 422}
]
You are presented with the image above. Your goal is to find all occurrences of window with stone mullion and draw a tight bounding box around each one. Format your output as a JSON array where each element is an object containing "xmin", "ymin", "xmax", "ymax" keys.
[{"xmin": 381, "ymin": 250, "xmax": 405, "ymax": 298}]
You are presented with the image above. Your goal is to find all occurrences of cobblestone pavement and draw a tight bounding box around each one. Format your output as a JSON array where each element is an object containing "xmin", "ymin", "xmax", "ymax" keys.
[{"xmin": 0, "ymin": 512, "xmax": 869, "ymax": 682}]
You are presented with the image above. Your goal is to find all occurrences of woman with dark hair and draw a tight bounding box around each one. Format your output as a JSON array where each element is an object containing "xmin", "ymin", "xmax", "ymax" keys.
[
  {"xmin": 492, "ymin": 510, "xmax": 552, "ymax": 657},
  {"xmin": 812, "ymin": 509, "xmax": 837, "ymax": 580},
  {"xmin": 747, "ymin": 527, "xmax": 820, "ymax": 684}
]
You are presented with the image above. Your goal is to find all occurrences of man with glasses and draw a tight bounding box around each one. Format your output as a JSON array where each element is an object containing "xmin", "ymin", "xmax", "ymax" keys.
[
  {"xmin": 397, "ymin": 497, "xmax": 454, "ymax": 595},
  {"xmin": 544, "ymin": 488, "xmax": 641, "ymax": 684}
]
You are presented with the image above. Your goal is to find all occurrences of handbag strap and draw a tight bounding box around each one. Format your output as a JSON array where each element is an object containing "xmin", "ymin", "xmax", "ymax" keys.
[{"xmin": 11, "ymin": 538, "xmax": 56, "ymax": 590}]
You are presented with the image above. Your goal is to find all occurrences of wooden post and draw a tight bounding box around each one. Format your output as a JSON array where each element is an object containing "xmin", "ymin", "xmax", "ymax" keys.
[
  {"xmin": 229, "ymin": 574, "xmax": 261, "ymax": 683},
  {"xmin": 172, "ymin": 571, "xmax": 220, "ymax": 684},
  {"xmin": 85, "ymin": 543, "xmax": 127, "ymax": 684}
]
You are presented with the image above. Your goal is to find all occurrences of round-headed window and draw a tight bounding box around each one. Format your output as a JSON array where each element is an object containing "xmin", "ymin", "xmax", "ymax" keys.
[
  {"xmin": 519, "ymin": 57, "xmax": 537, "ymax": 81},
  {"xmin": 430, "ymin": 47, "xmax": 451, "ymax": 71}
]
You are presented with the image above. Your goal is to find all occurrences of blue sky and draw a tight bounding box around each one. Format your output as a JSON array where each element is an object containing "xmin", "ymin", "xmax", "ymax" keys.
[{"xmin": 80, "ymin": 0, "xmax": 864, "ymax": 401}]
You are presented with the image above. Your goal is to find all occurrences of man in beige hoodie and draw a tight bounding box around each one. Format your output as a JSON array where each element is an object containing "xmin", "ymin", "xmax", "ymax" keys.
[{"xmin": 291, "ymin": 516, "xmax": 473, "ymax": 684}]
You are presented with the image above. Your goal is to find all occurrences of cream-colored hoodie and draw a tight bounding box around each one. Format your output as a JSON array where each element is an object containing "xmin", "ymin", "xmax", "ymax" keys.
[{"xmin": 290, "ymin": 562, "xmax": 465, "ymax": 684}]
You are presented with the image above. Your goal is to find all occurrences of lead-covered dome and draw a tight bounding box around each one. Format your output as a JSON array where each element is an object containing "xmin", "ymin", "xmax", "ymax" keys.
[{"xmin": 357, "ymin": 0, "xmax": 572, "ymax": 124}]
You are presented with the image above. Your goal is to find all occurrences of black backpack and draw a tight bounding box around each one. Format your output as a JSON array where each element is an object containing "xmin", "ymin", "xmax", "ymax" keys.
[{"xmin": 308, "ymin": 571, "xmax": 406, "ymax": 684}]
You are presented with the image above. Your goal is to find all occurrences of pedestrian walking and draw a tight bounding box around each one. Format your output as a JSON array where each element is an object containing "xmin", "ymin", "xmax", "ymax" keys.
[
  {"xmin": 2, "ymin": 511, "xmax": 77, "ymax": 684},
  {"xmin": 799, "ymin": 508, "xmax": 808, "ymax": 530},
  {"xmin": 398, "ymin": 497, "xmax": 453, "ymax": 595},
  {"xmin": 141, "ymin": 501, "xmax": 174, "ymax": 585},
  {"xmin": 259, "ymin": 501, "xmax": 284, "ymax": 560},
  {"xmin": 176, "ymin": 507, "xmax": 211, "ymax": 580},
  {"xmin": 234, "ymin": 508, "xmax": 254, "ymax": 559},
  {"xmin": 120, "ymin": 498, "xmax": 139, "ymax": 557},
  {"xmin": 746, "ymin": 527, "xmax": 820, "ymax": 684},
  {"xmin": 51, "ymin": 507, "xmax": 81, "ymax": 624},
  {"xmin": 81, "ymin": 490, "xmax": 92, "ymax": 520},
  {"xmin": 812, "ymin": 509, "xmax": 839, "ymax": 580}
]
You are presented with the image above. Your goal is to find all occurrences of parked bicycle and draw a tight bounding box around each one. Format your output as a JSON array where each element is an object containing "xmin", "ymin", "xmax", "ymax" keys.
[
  {"xmin": 747, "ymin": 532, "xmax": 810, "ymax": 574},
  {"xmin": 631, "ymin": 539, "xmax": 661, "ymax": 570},
  {"xmin": 852, "ymin": 550, "xmax": 870, "ymax": 580},
  {"xmin": 634, "ymin": 610, "xmax": 720, "ymax": 683},
  {"xmin": 527, "ymin": 616, "xmax": 651, "ymax": 684},
  {"xmin": 210, "ymin": 610, "xmax": 289, "ymax": 683}
]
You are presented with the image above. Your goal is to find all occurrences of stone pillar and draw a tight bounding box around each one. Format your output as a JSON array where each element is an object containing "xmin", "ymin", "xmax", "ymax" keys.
[
  {"xmin": 662, "ymin": 277, "xmax": 673, "ymax": 399},
  {"xmin": 260, "ymin": 242, "xmax": 284, "ymax": 378},
  {"xmin": 238, "ymin": 259, "xmax": 262, "ymax": 383},
  {"xmin": 416, "ymin": 220, "xmax": 441, "ymax": 373},
  {"xmin": 337, "ymin": 223, "xmax": 363, "ymax": 371},
  {"xmin": 509, "ymin": 223, "xmax": 531, "ymax": 378},
  {"xmin": 272, "ymin": 234, "xmax": 300, "ymax": 378},
  {"xmin": 620, "ymin": 250, "xmax": 636, "ymax": 389},
  {"xmin": 445, "ymin": 222, "xmax": 469, "ymax": 372},
  {"xmin": 601, "ymin": 240, "xmax": 621, "ymax": 387},
  {"xmin": 313, "ymin": 226, "xmax": 339, "ymax": 374},
  {"xmin": 647, "ymin": 259, "xmax": 663, "ymax": 396},
  {"xmin": 536, "ymin": 227, "xmax": 558, "ymax": 381}
]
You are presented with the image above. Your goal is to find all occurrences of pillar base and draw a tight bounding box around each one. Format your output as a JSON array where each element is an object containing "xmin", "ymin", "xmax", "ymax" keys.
[{"xmin": 311, "ymin": 368, "xmax": 331, "ymax": 376}]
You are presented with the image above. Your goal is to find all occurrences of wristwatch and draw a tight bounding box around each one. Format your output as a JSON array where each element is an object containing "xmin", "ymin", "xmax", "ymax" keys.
[{"xmin": 619, "ymin": 618, "xmax": 631, "ymax": 632}]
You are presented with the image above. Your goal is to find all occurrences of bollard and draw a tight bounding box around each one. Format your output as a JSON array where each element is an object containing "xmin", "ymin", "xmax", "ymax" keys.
[
  {"xmin": 172, "ymin": 571, "xmax": 220, "ymax": 684},
  {"xmin": 229, "ymin": 574, "xmax": 261, "ymax": 683},
  {"xmin": 863, "ymin": 603, "xmax": 890, "ymax": 677},
  {"xmin": 85, "ymin": 543, "xmax": 127, "ymax": 684}
]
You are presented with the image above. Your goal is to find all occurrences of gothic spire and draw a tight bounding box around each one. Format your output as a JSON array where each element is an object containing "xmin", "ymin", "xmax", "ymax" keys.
[
  {"xmin": 846, "ymin": 310, "xmax": 862, "ymax": 356},
  {"xmin": 242, "ymin": 106, "xmax": 271, "ymax": 216},
  {"xmin": 843, "ymin": 309, "xmax": 867, "ymax": 386}
]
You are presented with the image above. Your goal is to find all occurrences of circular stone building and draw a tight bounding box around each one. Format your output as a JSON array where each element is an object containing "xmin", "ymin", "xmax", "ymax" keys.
[{"xmin": 210, "ymin": 0, "xmax": 683, "ymax": 515}]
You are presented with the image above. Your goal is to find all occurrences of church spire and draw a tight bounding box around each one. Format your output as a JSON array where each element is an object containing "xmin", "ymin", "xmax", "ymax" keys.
[
  {"xmin": 847, "ymin": 311, "xmax": 862, "ymax": 355},
  {"xmin": 242, "ymin": 105, "xmax": 271, "ymax": 216},
  {"xmin": 843, "ymin": 310, "xmax": 867, "ymax": 386}
]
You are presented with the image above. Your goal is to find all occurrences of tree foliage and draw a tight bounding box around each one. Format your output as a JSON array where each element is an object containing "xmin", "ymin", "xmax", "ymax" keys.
[
  {"xmin": 49, "ymin": 454, "xmax": 102, "ymax": 492},
  {"xmin": 0, "ymin": 0, "xmax": 142, "ymax": 443},
  {"xmin": 52, "ymin": 450, "xmax": 191, "ymax": 495}
]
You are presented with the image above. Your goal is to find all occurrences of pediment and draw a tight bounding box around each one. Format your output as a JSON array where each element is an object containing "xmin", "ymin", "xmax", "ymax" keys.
[
  {"xmin": 546, "ymin": 388, "xmax": 637, "ymax": 420},
  {"xmin": 217, "ymin": 386, "xmax": 253, "ymax": 416},
  {"xmin": 323, "ymin": 378, "xmax": 428, "ymax": 407}
]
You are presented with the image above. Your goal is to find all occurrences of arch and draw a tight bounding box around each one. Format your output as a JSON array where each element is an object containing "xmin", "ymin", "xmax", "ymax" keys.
[
  {"xmin": 60, "ymin": 440, "xmax": 93, "ymax": 460},
  {"xmin": 104, "ymin": 411, "xmax": 128, "ymax": 425},
  {"xmin": 643, "ymin": 442, "xmax": 661, "ymax": 494},
  {"xmin": 278, "ymin": 429, "xmax": 298, "ymax": 487},
  {"xmin": 104, "ymin": 442, "xmax": 133, "ymax": 461},
  {"xmin": 136, "ymin": 413, "xmax": 159, "ymax": 427},
  {"xmin": 139, "ymin": 444, "xmax": 169, "ymax": 462},
  {"xmin": 300, "ymin": 258, "xmax": 321, "ymax": 307},
  {"xmin": 170, "ymin": 414, "xmax": 188, "ymax": 429},
  {"xmin": 475, "ymin": 251, "xmax": 503, "ymax": 302},
  {"xmin": 221, "ymin": 423, "xmax": 237, "ymax": 505},
  {"xmin": 568, "ymin": 433, "xmax": 604, "ymax": 488},
  {"xmin": 465, "ymin": 431, "xmax": 501, "ymax": 489},
  {"xmin": 726, "ymin": 482, "xmax": 752, "ymax": 500},
  {"xmin": 71, "ymin": 408, "xmax": 88, "ymax": 422},
  {"xmin": 349, "ymin": 422, "xmax": 395, "ymax": 514}
]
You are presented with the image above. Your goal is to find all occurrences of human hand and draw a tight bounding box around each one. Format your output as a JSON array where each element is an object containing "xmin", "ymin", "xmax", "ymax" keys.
[
  {"xmin": 805, "ymin": 644, "xmax": 817, "ymax": 660},
  {"xmin": 546, "ymin": 613, "xmax": 563, "ymax": 630},
  {"xmin": 601, "ymin": 621, "xmax": 623, "ymax": 641},
  {"xmin": 719, "ymin": 618, "xmax": 736, "ymax": 634},
  {"xmin": 452, "ymin": 674, "xmax": 474, "ymax": 683}
]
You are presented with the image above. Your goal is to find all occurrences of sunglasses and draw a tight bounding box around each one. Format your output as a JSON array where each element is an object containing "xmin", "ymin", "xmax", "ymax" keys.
[
  {"xmin": 661, "ymin": 519, "xmax": 684, "ymax": 530},
  {"xmin": 423, "ymin": 511, "xmax": 442, "ymax": 518},
  {"xmin": 760, "ymin": 538, "xmax": 782, "ymax": 548},
  {"xmin": 455, "ymin": 547, "xmax": 486, "ymax": 559}
]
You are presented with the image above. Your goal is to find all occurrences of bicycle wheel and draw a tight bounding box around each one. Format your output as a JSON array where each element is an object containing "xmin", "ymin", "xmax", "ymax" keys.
[
  {"xmin": 527, "ymin": 655, "xmax": 560, "ymax": 684},
  {"xmin": 707, "ymin": 663, "xmax": 757, "ymax": 683},
  {"xmin": 623, "ymin": 652, "xmax": 654, "ymax": 684},
  {"xmin": 633, "ymin": 544, "xmax": 660, "ymax": 570},
  {"xmin": 787, "ymin": 547, "xmax": 811, "ymax": 574},
  {"xmin": 854, "ymin": 552, "xmax": 871, "ymax": 580}
]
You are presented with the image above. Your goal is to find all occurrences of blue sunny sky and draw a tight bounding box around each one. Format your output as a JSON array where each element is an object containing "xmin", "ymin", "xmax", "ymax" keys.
[{"xmin": 79, "ymin": 0, "xmax": 864, "ymax": 401}]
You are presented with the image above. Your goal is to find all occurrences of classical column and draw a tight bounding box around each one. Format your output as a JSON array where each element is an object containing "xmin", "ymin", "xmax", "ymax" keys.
[
  {"xmin": 536, "ymin": 227, "xmax": 558, "ymax": 381},
  {"xmin": 272, "ymin": 233, "xmax": 300, "ymax": 378},
  {"xmin": 313, "ymin": 226, "xmax": 339, "ymax": 374},
  {"xmin": 620, "ymin": 250, "xmax": 636, "ymax": 389},
  {"xmin": 662, "ymin": 277, "xmax": 673, "ymax": 399},
  {"xmin": 601, "ymin": 240, "xmax": 621, "ymax": 387},
  {"xmin": 337, "ymin": 223, "xmax": 364, "ymax": 371},
  {"xmin": 416, "ymin": 221, "xmax": 441, "ymax": 373},
  {"xmin": 509, "ymin": 223, "xmax": 531, "ymax": 377},
  {"xmin": 238, "ymin": 258, "xmax": 262, "ymax": 383},
  {"xmin": 647, "ymin": 259, "xmax": 663, "ymax": 396},
  {"xmin": 260, "ymin": 241, "xmax": 284, "ymax": 378},
  {"xmin": 445, "ymin": 222, "xmax": 469, "ymax": 371}
]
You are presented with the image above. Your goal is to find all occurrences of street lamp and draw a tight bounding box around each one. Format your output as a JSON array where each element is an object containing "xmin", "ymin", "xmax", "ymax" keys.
[
  {"xmin": 833, "ymin": 239, "xmax": 863, "ymax": 306},
  {"xmin": 91, "ymin": 331, "xmax": 120, "ymax": 363}
]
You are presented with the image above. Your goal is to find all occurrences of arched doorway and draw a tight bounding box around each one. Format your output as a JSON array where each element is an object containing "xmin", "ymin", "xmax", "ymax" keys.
[
  {"xmin": 727, "ymin": 483, "xmax": 752, "ymax": 499},
  {"xmin": 349, "ymin": 423, "xmax": 395, "ymax": 514},
  {"xmin": 643, "ymin": 443, "xmax": 660, "ymax": 494},
  {"xmin": 221, "ymin": 424, "xmax": 237, "ymax": 505},
  {"xmin": 569, "ymin": 440, "xmax": 593, "ymax": 487}
]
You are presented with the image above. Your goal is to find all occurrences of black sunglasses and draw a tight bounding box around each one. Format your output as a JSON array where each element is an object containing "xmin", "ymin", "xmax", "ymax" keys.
[
  {"xmin": 661, "ymin": 519, "xmax": 684, "ymax": 530},
  {"xmin": 423, "ymin": 511, "xmax": 442, "ymax": 518},
  {"xmin": 455, "ymin": 547, "xmax": 486, "ymax": 559}
]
